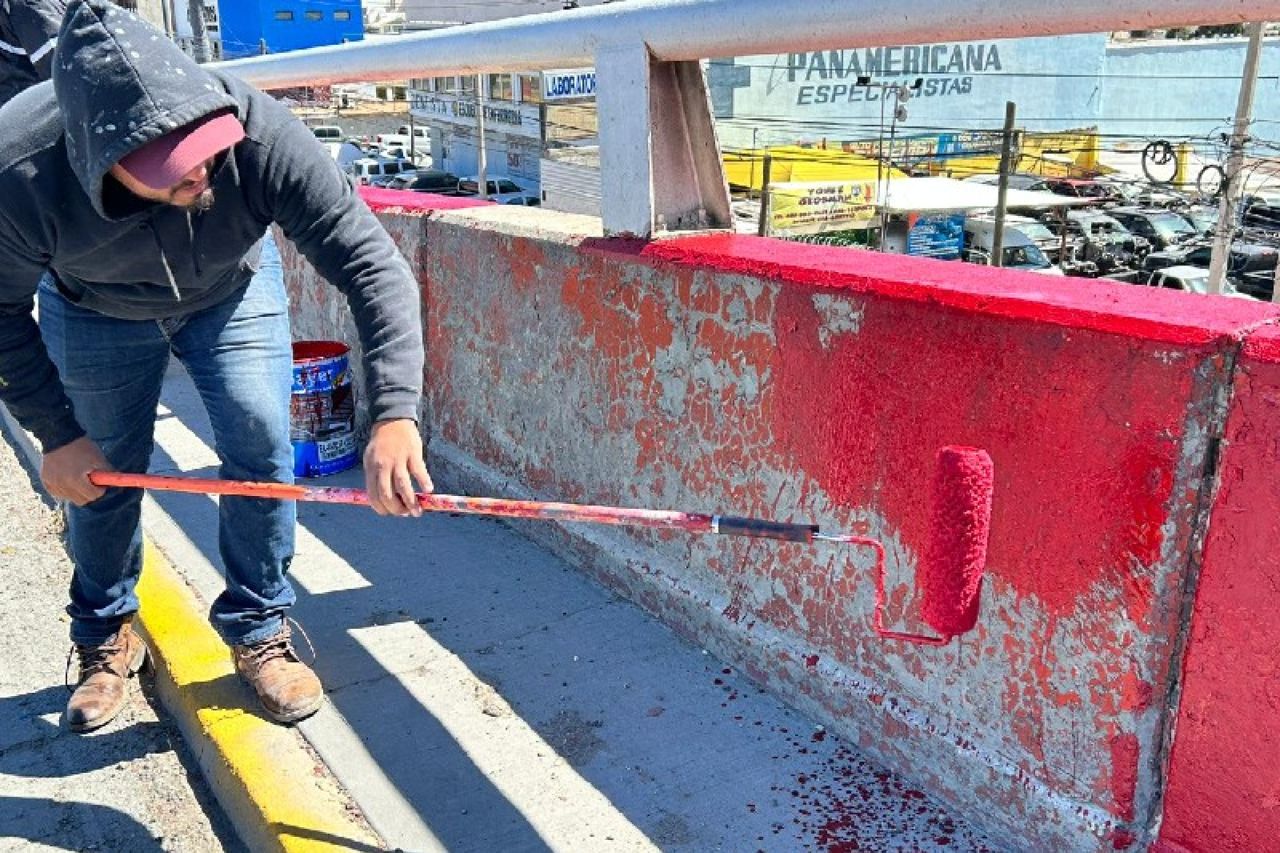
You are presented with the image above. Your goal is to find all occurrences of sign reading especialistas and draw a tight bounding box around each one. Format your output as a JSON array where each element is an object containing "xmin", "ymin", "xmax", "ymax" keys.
[{"xmin": 542, "ymin": 68, "xmax": 597, "ymax": 101}]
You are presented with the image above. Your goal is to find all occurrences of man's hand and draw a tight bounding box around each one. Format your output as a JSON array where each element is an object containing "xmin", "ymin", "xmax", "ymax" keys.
[
  {"xmin": 42, "ymin": 436, "xmax": 111, "ymax": 506},
  {"xmin": 363, "ymin": 418, "xmax": 433, "ymax": 517}
]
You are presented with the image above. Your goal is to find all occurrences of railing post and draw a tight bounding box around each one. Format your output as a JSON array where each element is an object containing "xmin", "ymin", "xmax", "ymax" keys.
[{"xmin": 595, "ymin": 42, "xmax": 731, "ymax": 238}]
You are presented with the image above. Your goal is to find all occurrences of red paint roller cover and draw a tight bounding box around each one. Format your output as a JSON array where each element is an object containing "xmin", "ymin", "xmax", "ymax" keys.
[{"xmin": 921, "ymin": 446, "xmax": 994, "ymax": 638}]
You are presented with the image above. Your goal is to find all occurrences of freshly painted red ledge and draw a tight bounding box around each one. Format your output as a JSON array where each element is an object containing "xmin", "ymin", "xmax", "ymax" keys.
[
  {"xmin": 359, "ymin": 186, "xmax": 494, "ymax": 213},
  {"xmin": 585, "ymin": 233, "xmax": 1280, "ymax": 348}
]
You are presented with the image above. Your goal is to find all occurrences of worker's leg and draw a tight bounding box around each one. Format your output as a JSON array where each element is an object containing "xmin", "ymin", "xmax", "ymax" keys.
[
  {"xmin": 170, "ymin": 232, "xmax": 297, "ymax": 646},
  {"xmin": 39, "ymin": 281, "xmax": 170, "ymax": 646}
]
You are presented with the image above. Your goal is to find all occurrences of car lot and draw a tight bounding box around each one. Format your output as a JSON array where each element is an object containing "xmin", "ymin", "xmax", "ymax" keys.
[{"xmin": 963, "ymin": 175, "xmax": 1280, "ymax": 298}]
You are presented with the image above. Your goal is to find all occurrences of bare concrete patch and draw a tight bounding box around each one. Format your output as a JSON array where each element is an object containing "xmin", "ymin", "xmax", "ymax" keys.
[{"xmin": 541, "ymin": 709, "xmax": 605, "ymax": 767}]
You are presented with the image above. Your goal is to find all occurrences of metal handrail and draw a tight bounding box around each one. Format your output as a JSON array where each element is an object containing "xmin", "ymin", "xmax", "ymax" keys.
[
  {"xmin": 217, "ymin": 0, "xmax": 1280, "ymax": 237},
  {"xmin": 220, "ymin": 0, "xmax": 1280, "ymax": 89}
]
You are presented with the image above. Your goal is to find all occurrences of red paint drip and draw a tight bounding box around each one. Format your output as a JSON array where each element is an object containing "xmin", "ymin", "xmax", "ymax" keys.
[
  {"xmin": 1111, "ymin": 828, "xmax": 1137, "ymax": 850},
  {"xmin": 1110, "ymin": 732, "xmax": 1141, "ymax": 822}
]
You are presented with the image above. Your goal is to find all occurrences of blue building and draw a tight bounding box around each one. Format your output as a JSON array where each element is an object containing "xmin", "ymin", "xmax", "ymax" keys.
[{"xmin": 218, "ymin": 1, "xmax": 364, "ymax": 59}]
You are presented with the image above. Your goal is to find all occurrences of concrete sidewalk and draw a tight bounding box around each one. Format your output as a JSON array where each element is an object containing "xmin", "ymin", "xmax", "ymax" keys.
[
  {"xmin": 0, "ymin": 421, "xmax": 243, "ymax": 852},
  {"xmin": 6, "ymin": 354, "xmax": 1003, "ymax": 852}
]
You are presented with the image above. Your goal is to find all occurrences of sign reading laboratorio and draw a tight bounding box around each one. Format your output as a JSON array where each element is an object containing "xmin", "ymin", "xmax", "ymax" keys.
[
  {"xmin": 407, "ymin": 90, "xmax": 543, "ymax": 140},
  {"xmin": 769, "ymin": 181, "xmax": 877, "ymax": 236},
  {"xmin": 542, "ymin": 69, "xmax": 597, "ymax": 101}
]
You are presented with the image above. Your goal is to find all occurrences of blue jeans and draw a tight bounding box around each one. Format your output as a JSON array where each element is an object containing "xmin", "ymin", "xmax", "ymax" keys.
[{"xmin": 39, "ymin": 236, "xmax": 296, "ymax": 647}]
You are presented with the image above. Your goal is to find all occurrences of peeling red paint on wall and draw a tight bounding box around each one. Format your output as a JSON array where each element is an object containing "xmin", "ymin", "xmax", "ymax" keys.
[
  {"xmin": 1158, "ymin": 322, "xmax": 1280, "ymax": 853},
  {"xmin": 769, "ymin": 281, "xmax": 1195, "ymax": 627},
  {"xmin": 280, "ymin": 215, "xmax": 1280, "ymax": 850}
]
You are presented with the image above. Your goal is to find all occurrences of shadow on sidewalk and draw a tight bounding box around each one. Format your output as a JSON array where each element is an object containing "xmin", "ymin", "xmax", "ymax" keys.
[
  {"xmin": 0, "ymin": 685, "xmax": 170, "ymax": 777},
  {"xmin": 0, "ymin": 795, "xmax": 163, "ymax": 851}
]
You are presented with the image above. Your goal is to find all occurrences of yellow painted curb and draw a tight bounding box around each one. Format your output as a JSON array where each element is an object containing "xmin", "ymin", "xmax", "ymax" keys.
[
  {"xmin": 136, "ymin": 539, "xmax": 383, "ymax": 852},
  {"xmin": 2, "ymin": 405, "xmax": 384, "ymax": 851}
]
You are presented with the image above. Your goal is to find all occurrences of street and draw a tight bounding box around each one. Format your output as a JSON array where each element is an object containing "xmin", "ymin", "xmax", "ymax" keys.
[{"xmin": 0, "ymin": 430, "xmax": 242, "ymax": 853}]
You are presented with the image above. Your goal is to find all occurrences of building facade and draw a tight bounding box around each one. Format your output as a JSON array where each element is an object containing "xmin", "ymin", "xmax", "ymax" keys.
[
  {"xmin": 403, "ymin": 0, "xmax": 611, "ymax": 29},
  {"xmin": 218, "ymin": 0, "xmax": 363, "ymax": 59},
  {"xmin": 407, "ymin": 70, "xmax": 598, "ymax": 190},
  {"xmin": 711, "ymin": 33, "xmax": 1280, "ymax": 148}
]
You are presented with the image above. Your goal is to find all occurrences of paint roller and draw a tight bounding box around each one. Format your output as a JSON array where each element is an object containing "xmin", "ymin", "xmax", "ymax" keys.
[{"xmin": 89, "ymin": 445, "xmax": 993, "ymax": 645}]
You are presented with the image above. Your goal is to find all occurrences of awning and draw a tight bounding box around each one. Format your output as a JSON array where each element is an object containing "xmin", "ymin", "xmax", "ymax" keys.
[
  {"xmin": 725, "ymin": 146, "xmax": 907, "ymax": 191},
  {"xmin": 871, "ymin": 176, "xmax": 1091, "ymax": 212}
]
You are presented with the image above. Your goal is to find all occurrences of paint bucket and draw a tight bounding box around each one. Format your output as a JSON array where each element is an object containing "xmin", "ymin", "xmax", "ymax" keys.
[{"xmin": 290, "ymin": 341, "xmax": 357, "ymax": 477}]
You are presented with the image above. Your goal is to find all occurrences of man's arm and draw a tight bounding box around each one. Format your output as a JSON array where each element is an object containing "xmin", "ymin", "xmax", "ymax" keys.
[
  {"xmin": 9, "ymin": 0, "xmax": 67, "ymax": 82},
  {"xmin": 253, "ymin": 100, "xmax": 430, "ymax": 516},
  {"xmin": 0, "ymin": 209, "xmax": 110, "ymax": 506},
  {"xmin": 0, "ymin": 211, "xmax": 83, "ymax": 453}
]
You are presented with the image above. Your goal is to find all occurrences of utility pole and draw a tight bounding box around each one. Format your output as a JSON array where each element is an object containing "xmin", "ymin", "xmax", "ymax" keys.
[
  {"xmin": 991, "ymin": 101, "xmax": 1018, "ymax": 267},
  {"xmin": 1209, "ymin": 21, "xmax": 1266, "ymax": 295},
  {"xmin": 476, "ymin": 74, "xmax": 488, "ymax": 199},
  {"xmin": 756, "ymin": 153, "xmax": 773, "ymax": 237},
  {"xmin": 186, "ymin": 0, "xmax": 208, "ymax": 63}
]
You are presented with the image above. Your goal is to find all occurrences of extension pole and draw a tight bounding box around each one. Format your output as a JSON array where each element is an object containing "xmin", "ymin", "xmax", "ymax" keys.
[
  {"xmin": 991, "ymin": 101, "xmax": 1017, "ymax": 267},
  {"xmin": 1209, "ymin": 21, "xmax": 1266, "ymax": 295}
]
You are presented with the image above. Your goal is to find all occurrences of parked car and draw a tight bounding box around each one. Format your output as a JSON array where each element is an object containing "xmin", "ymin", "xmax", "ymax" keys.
[
  {"xmin": 503, "ymin": 194, "xmax": 542, "ymax": 206},
  {"xmin": 1242, "ymin": 191, "xmax": 1280, "ymax": 231},
  {"xmin": 344, "ymin": 156, "xmax": 415, "ymax": 186},
  {"xmin": 396, "ymin": 124, "xmax": 431, "ymax": 145},
  {"xmin": 386, "ymin": 169, "xmax": 462, "ymax": 193},
  {"xmin": 310, "ymin": 124, "xmax": 344, "ymax": 142},
  {"xmin": 1107, "ymin": 207, "xmax": 1200, "ymax": 251},
  {"xmin": 1182, "ymin": 205, "xmax": 1219, "ymax": 238},
  {"xmin": 456, "ymin": 176, "xmax": 532, "ymax": 203},
  {"xmin": 962, "ymin": 216, "xmax": 1063, "ymax": 274},
  {"xmin": 1145, "ymin": 265, "xmax": 1252, "ymax": 298},
  {"xmin": 1095, "ymin": 177, "xmax": 1185, "ymax": 208},
  {"xmin": 963, "ymin": 173, "xmax": 1055, "ymax": 192},
  {"xmin": 1039, "ymin": 177, "xmax": 1124, "ymax": 202},
  {"xmin": 1143, "ymin": 241, "xmax": 1279, "ymax": 298},
  {"xmin": 1146, "ymin": 265, "xmax": 1211, "ymax": 292},
  {"xmin": 997, "ymin": 214, "xmax": 1066, "ymax": 263},
  {"xmin": 375, "ymin": 132, "xmax": 412, "ymax": 154}
]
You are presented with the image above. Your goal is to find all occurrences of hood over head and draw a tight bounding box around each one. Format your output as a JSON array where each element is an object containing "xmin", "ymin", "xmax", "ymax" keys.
[{"xmin": 53, "ymin": 0, "xmax": 239, "ymax": 216}]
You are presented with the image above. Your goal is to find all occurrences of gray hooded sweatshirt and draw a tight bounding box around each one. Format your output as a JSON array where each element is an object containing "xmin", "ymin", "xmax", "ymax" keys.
[
  {"xmin": 0, "ymin": 0, "xmax": 423, "ymax": 453},
  {"xmin": 0, "ymin": 0, "xmax": 67, "ymax": 108}
]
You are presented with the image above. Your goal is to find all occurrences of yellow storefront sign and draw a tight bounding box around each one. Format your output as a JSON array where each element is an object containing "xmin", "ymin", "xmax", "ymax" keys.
[{"xmin": 768, "ymin": 181, "xmax": 878, "ymax": 236}]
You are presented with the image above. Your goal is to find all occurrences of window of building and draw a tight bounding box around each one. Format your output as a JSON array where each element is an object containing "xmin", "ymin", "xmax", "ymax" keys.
[
  {"xmin": 519, "ymin": 74, "xmax": 543, "ymax": 104},
  {"xmin": 488, "ymin": 74, "xmax": 513, "ymax": 102},
  {"xmin": 274, "ymin": 10, "xmax": 293, "ymax": 20},
  {"xmin": 304, "ymin": 10, "xmax": 323, "ymax": 20},
  {"xmin": 438, "ymin": 77, "xmax": 458, "ymax": 93},
  {"xmin": 460, "ymin": 75, "xmax": 476, "ymax": 95},
  {"xmin": 334, "ymin": 10, "xmax": 351, "ymax": 20}
]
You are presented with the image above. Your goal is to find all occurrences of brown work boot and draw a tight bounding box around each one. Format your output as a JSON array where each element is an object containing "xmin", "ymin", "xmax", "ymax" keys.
[
  {"xmin": 230, "ymin": 624, "xmax": 324, "ymax": 723},
  {"xmin": 66, "ymin": 620, "xmax": 149, "ymax": 733}
]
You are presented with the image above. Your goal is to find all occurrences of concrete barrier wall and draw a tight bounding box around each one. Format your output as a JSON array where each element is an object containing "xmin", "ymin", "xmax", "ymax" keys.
[
  {"xmin": 1154, "ymin": 324, "xmax": 1280, "ymax": 853},
  {"xmin": 280, "ymin": 190, "xmax": 1280, "ymax": 850}
]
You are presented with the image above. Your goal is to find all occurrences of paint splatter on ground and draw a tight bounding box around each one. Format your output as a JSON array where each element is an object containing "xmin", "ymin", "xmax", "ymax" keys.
[{"xmin": 708, "ymin": 665, "xmax": 1000, "ymax": 852}]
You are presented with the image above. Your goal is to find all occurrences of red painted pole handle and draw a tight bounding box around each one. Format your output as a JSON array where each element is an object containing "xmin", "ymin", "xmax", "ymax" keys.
[
  {"xmin": 90, "ymin": 471, "xmax": 310, "ymax": 501},
  {"xmin": 88, "ymin": 469, "xmax": 958, "ymax": 646},
  {"xmin": 88, "ymin": 470, "xmax": 713, "ymax": 532}
]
